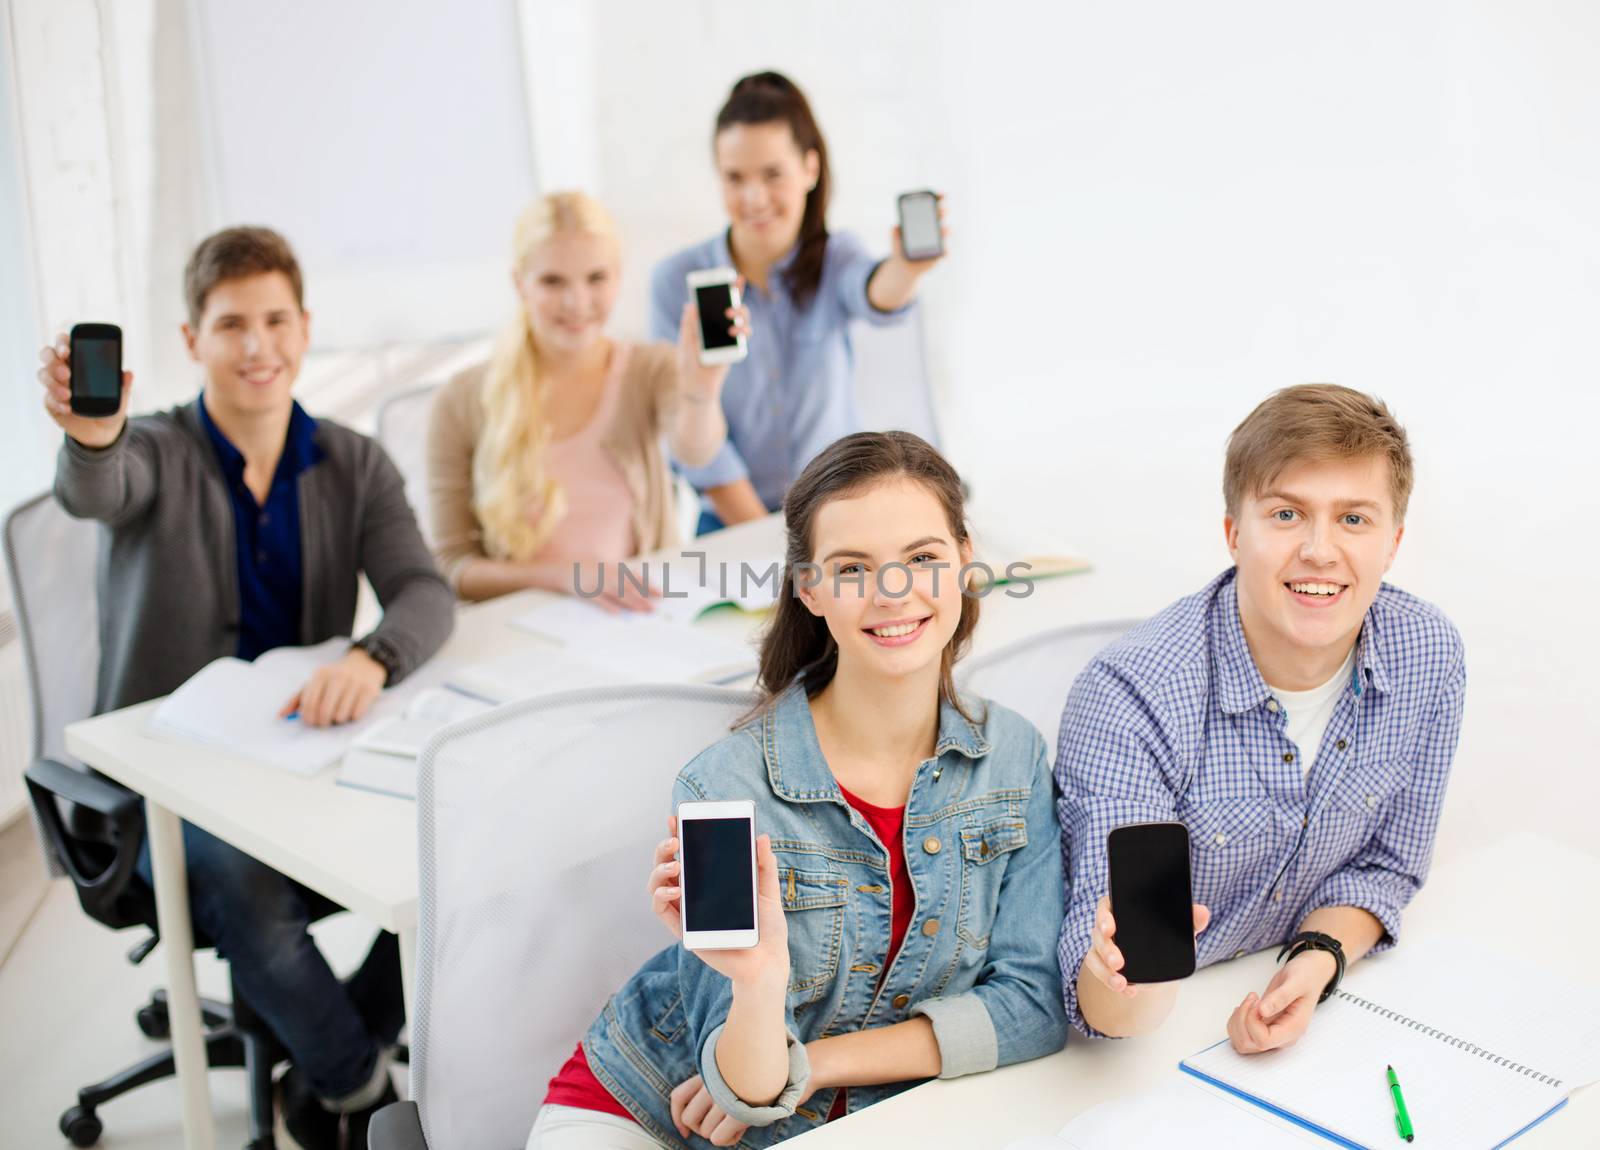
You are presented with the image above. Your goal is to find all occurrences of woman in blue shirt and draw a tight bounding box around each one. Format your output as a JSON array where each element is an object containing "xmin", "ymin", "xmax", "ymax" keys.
[
  {"xmin": 650, "ymin": 72, "xmax": 948, "ymax": 531},
  {"xmin": 526, "ymin": 432, "xmax": 1066, "ymax": 1148}
]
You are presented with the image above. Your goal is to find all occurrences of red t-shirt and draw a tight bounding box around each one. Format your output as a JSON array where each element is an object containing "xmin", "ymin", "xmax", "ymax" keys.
[
  {"xmin": 542, "ymin": 787, "xmax": 912, "ymax": 1127},
  {"xmin": 828, "ymin": 784, "xmax": 912, "ymax": 1121}
]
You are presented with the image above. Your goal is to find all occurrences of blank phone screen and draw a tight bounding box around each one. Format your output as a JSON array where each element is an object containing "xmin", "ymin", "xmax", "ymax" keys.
[
  {"xmin": 899, "ymin": 194, "xmax": 942, "ymax": 260},
  {"xmin": 1107, "ymin": 822, "xmax": 1195, "ymax": 983},
  {"xmin": 694, "ymin": 282, "xmax": 738, "ymax": 350},
  {"xmin": 682, "ymin": 817, "xmax": 755, "ymax": 931},
  {"xmin": 73, "ymin": 336, "xmax": 122, "ymax": 398}
]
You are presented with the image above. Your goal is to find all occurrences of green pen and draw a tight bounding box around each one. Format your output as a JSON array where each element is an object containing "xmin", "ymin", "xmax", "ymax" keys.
[{"xmin": 1387, "ymin": 1064, "xmax": 1414, "ymax": 1142}]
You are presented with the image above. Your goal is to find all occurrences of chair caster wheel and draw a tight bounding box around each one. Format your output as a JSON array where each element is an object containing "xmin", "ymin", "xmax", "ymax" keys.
[
  {"xmin": 60, "ymin": 1105, "xmax": 103, "ymax": 1147},
  {"xmin": 137, "ymin": 1001, "xmax": 171, "ymax": 1038}
]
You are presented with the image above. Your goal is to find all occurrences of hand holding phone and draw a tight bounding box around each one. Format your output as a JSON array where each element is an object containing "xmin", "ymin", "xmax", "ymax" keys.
[
  {"xmin": 36, "ymin": 327, "xmax": 132, "ymax": 449},
  {"xmin": 895, "ymin": 190, "xmax": 947, "ymax": 263},
  {"xmin": 686, "ymin": 269, "xmax": 747, "ymax": 366},
  {"xmin": 1093, "ymin": 822, "xmax": 1209, "ymax": 990},
  {"xmin": 654, "ymin": 805, "xmax": 789, "ymax": 986}
]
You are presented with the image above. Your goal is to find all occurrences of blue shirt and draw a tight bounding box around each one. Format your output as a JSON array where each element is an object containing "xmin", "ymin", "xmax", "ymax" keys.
[
  {"xmin": 1054, "ymin": 568, "xmax": 1466, "ymax": 1038},
  {"xmin": 198, "ymin": 397, "xmax": 322, "ymax": 662},
  {"xmin": 582, "ymin": 684, "xmax": 1069, "ymax": 1146},
  {"xmin": 650, "ymin": 230, "xmax": 911, "ymax": 511}
]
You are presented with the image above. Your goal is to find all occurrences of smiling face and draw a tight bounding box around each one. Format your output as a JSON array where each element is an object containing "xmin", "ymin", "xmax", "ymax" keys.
[
  {"xmin": 1226, "ymin": 454, "xmax": 1405, "ymax": 686},
  {"xmin": 515, "ymin": 230, "xmax": 620, "ymax": 356},
  {"xmin": 182, "ymin": 271, "xmax": 308, "ymax": 419},
  {"xmin": 714, "ymin": 121, "xmax": 819, "ymax": 265},
  {"xmin": 799, "ymin": 478, "xmax": 973, "ymax": 688}
]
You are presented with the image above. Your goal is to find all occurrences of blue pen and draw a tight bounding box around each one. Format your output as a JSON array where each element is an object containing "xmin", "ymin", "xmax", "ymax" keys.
[{"xmin": 284, "ymin": 710, "xmax": 300, "ymax": 722}]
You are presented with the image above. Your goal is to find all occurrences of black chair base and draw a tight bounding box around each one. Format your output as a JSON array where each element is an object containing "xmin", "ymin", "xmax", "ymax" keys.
[{"xmin": 60, "ymin": 985, "xmax": 287, "ymax": 1149}]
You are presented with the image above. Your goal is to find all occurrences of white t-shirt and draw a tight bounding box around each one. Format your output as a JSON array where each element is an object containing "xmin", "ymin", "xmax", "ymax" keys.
[{"xmin": 1268, "ymin": 645, "xmax": 1357, "ymax": 780}]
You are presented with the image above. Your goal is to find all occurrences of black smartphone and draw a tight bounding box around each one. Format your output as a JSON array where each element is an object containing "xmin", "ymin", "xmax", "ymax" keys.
[
  {"xmin": 897, "ymin": 190, "xmax": 943, "ymax": 261},
  {"xmin": 1106, "ymin": 821, "xmax": 1195, "ymax": 983},
  {"xmin": 69, "ymin": 323, "xmax": 123, "ymax": 417}
]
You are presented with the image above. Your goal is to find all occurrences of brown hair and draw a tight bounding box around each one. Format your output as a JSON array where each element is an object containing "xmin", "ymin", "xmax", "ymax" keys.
[
  {"xmin": 715, "ymin": 71, "xmax": 831, "ymax": 309},
  {"xmin": 183, "ymin": 226, "xmax": 305, "ymax": 326},
  {"xmin": 753, "ymin": 431, "xmax": 980, "ymax": 718},
  {"xmin": 1224, "ymin": 384, "xmax": 1414, "ymax": 521}
]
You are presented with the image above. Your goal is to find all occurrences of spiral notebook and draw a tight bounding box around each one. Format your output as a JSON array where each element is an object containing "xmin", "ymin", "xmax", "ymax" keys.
[{"xmin": 1180, "ymin": 955, "xmax": 1575, "ymax": 1150}]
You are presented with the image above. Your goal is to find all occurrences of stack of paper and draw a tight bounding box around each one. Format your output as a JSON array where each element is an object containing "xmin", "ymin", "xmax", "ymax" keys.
[{"xmin": 511, "ymin": 599, "xmax": 757, "ymax": 683}]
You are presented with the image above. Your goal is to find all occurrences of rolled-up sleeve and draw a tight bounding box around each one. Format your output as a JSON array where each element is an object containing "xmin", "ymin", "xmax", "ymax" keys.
[
  {"xmin": 1054, "ymin": 661, "xmax": 1180, "ymax": 1039},
  {"xmin": 916, "ymin": 732, "xmax": 1069, "ymax": 1074},
  {"xmin": 1304, "ymin": 645, "xmax": 1465, "ymax": 953},
  {"xmin": 829, "ymin": 231, "xmax": 911, "ymax": 326},
  {"xmin": 697, "ymin": 1022, "xmax": 812, "ymax": 1126}
]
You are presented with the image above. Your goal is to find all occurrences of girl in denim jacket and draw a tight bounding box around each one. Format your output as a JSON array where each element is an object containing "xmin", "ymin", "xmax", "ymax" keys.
[{"xmin": 528, "ymin": 432, "xmax": 1068, "ymax": 1149}]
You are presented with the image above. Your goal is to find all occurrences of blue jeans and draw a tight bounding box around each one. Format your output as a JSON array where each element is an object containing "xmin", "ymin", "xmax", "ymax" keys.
[{"xmin": 135, "ymin": 819, "xmax": 401, "ymax": 1100}]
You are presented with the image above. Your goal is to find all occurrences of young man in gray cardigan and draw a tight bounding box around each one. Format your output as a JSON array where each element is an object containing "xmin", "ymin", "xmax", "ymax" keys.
[{"xmin": 36, "ymin": 227, "xmax": 454, "ymax": 1149}]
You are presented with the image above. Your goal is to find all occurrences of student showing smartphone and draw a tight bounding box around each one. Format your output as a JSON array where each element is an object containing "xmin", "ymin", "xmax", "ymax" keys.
[
  {"xmin": 649, "ymin": 71, "xmax": 950, "ymax": 534},
  {"xmin": 526, "ymin": 433, "xmax": 1067, "ymax": 1150}
]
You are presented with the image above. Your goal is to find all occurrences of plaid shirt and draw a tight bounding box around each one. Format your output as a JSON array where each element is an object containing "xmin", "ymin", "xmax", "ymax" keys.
[{"xmin": 1054, "ymin": 568, "xmax": 1466, "ymax": 1038}]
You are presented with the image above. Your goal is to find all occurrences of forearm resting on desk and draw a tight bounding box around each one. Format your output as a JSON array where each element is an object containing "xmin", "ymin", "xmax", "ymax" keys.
[
  {"xmin": 805, "ymin": 1017, "xmax": 941, "ymax": 1091},
  {"xmin": 704, "ymin": 480, "xmax": 766, "ymax": 527},
  {"xmin": 1298, "ymin": 905, "xmax": 1384, "ymax": 965}
]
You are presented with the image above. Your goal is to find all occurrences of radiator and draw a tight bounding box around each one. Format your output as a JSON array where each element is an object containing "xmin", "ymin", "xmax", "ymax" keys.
[{"xmin": 0, "ymin": 610, "xmax": 31, "ymax": 828}]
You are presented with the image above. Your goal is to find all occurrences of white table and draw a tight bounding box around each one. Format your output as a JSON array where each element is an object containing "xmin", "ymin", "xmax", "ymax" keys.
[
  {"xmin": 788, "ymin": 831, "xmax": 1600, "ymax": 1148},
  {"xmin": 62, "ymin": 513, "xmax": 1142, "ymax": 1149}
]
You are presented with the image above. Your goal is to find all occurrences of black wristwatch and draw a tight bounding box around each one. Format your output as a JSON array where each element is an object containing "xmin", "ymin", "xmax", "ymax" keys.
[
  {"xmin": 1277, "ymin": 930, "xmax": 1346, "ymax": 1003},
  {"xmin": 351, "ymin": 635, "xmax": 400, "ymax": 686}
]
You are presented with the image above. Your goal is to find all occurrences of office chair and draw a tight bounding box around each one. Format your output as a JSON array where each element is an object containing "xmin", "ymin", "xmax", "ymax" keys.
[
  {"xmin": 369, "ymin": 683, "xmax": 757, "ymax": 1149},
  {"xmin": 8, "ymin": 491, "xmax": 301, "ymax": 1149},
  {"xmin": 374, "ymin": 383, "xmax": 443, "ymax": 547},
  {"xmin": 956, "ymin": 619, "xmax": 1140, "ymax": 766}
]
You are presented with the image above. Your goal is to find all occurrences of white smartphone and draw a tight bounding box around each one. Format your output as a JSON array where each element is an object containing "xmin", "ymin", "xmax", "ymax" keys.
[
  {"xmin": 686, "ymin": 268, "xmax": 747, "ymax": 366},
  {"xmin": 677, "ymin": 799, "xmax": 759, "ymax": 950}
]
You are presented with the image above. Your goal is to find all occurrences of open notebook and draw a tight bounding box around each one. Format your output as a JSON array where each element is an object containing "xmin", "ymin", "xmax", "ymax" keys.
[{"xmin": 1179, "ymin": 935, "xmax": 1598, "ymax": 1150}]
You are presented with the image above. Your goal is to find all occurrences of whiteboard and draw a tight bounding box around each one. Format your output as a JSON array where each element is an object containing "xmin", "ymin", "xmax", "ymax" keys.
[{"xmin": 190, "ymin": 0, "xmax": 538, "ymax": 347}]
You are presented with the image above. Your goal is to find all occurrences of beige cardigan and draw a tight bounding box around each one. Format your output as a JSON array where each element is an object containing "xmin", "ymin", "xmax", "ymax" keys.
[{"xmin": 426, "ymin": 341, "xmax": 681, "ymax": 589}]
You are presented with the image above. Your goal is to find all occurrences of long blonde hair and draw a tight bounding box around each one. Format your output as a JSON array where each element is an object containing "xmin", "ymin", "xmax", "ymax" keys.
[{"xmin": 473, "ymin": 191, "xmax": 621, "ymax": 560}]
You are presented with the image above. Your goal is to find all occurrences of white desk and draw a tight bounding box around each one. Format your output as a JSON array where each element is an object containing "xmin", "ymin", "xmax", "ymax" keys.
[
  {"xmin": 788, "ymin": 832, "xmax": 1600, "ymax": 1148},
  {"xmin": 61, "ymin": 514, "xmax": 1140, "ymax": 1149}
]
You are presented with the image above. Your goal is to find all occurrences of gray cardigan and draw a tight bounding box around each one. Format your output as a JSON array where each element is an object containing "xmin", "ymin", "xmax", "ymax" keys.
[{"xmin": 55, "ymin": 399, "xmax": 455, "ymax": 713}]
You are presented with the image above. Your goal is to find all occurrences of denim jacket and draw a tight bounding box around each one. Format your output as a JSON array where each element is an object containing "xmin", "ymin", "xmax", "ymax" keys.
[{"xmin": 582, "ymin": 683, "xmax": 1069, "ymax": 1148}]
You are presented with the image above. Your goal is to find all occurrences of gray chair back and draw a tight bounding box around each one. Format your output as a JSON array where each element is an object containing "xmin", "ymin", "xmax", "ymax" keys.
[
  {"xmin": 4, "ymin": 491, "xmax": 102, "ymax": 872},
  {"xmin": 852, "ymin": 308, "xmax": 941, "ymax": 448},
  {"xmin": 958, "ymin": 620, "xmax": 1140, "ymax": 765},
  {"xmin": 411, "ymin": 683, "xmax": 758, "ymax": 1149},
  {"xmin": 376, "ymin": 382, "xmax": 443, "ymax": 545}
]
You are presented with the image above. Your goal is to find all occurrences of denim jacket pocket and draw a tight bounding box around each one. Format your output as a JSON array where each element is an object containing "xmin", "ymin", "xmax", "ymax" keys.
[
  {"xmin": 780, "ymin": 866, "xmax": 848, "ymax": 999},
  {"xmin": 956, "ymin": 816, "xmax": 1028, "ymax": 945}
]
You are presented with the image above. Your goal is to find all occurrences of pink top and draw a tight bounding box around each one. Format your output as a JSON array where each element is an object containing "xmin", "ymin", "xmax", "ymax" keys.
[{"xmin": 536, "ymin": 344, "xmax": 639, "ymax": 566}]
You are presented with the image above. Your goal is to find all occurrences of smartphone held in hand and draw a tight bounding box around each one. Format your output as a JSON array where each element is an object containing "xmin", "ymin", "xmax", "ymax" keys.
[
  {"xmin": 897, "ymin": 190, "xmax": 943, "ymax": 261},
  {"xmin": 677, "ymin": 799, "xmax": 759, "ymax": 951},
  {"xmin": 69, "ymin": 323, "xmax": 123, "ymax": 417},
  {"xmin": 686, "ymin": 268, "xmax": 747, "ymax": 366},
  {"xmin": 1107, "ymin": 820, "xmax": 1196, "ymax": 983}
]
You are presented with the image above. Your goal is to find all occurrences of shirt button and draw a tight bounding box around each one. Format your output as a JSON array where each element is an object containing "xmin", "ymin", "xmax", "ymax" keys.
[
  {"xmin": 1213, "ymin": 832, "xmax": 1228, "ymax": 846},
  {"xmin": 1282, "ymin": 752, "xmax": 1295, "ymax": 764},
  {"xmin": 921, "ymin": 919, "xmax": 940, "ymax": 937},
  {"xmin": 922, "ymin": 836, "xmax": 942, "ymax": 855},
  {"xmin": 1336, "ymin": 739, "xmax": 1349, "ymax": 751},
  {"xmin": 1234, "ymin": 950, "xmax": 1247, "ymax": 959},
  {"xmin": 256, "ymin": 550, "xmax": 267, "ymax": 564},
  {"xmin": 259, "ymin": 512, "xmax": 269, "ymax": 526},
  {"xmin": 1273, "ymin": 889, "xmax": 1283, "ymax": 902},
  {"xmin": 892, "ymin": 993, "xmax": 911, "ymax": 1009},
  {"xmin": 1266, "ymin": 699, "xmax": 1280, "ymax": 713},
  {"xmin": 1366, "ymin": 794, "xmax": 1378, "ymax": 809}
]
